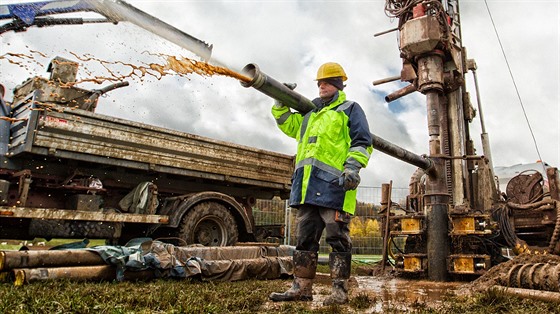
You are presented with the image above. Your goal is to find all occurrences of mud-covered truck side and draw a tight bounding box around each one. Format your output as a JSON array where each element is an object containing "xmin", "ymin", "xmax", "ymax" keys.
[{"xmin": 0, "ymin": 57, "xmax": 293, "ymax": 246}]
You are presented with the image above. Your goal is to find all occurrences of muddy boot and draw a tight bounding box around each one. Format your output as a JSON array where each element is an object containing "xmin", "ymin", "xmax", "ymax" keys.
[
  {"xmin": 269, "ymin": 250, "xmax": 317, "ymax": 302},
  {"xmin": 323, "ymin": 252, "xmax": 351, "ymax": 306}
]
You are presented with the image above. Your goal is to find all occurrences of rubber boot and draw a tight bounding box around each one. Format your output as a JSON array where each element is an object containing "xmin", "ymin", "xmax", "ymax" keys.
[
  {"xmin": 269, "ymin": 250, "xmax": 317, "ymax": 302},
  {"xmin": 323, "ymin": 252, "xmax": 351, "ymax": 305}
]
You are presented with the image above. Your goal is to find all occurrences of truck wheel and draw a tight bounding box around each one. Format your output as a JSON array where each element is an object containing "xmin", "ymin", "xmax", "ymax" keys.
[{"xmin": 177, "ymin": 202, "xmax": 238, "ymax": 246}]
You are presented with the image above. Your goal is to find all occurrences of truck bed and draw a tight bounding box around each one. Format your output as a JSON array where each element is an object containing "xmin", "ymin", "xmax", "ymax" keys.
[{"xmin": 7, "ymin": 92, "xmax": 293, "ymax": 194}]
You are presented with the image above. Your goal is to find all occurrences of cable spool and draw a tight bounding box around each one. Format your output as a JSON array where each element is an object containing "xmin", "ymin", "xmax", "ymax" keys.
[{"xmin": 506, "ymin": 170, "xmax": 544, "ymax": 204}]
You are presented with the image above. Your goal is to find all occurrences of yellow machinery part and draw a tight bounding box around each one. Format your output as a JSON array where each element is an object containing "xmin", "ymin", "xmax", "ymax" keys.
[
  {"xmin": 14, "ymin": 270, "xmax": 25, "ymax": 286},
  {"xmin": 401, "ymin": 218, "xmax": 422, "ymax": 232},
  {"xmin": 453, "ymin": 217, "xmax": 475, "ymax": 233},
  {"xmin": 403, "ymin": 256, "xmax": 423, "ymax": 272},
  {"xmin": 453, "ymin": 257, "xmax": 474, "ymax": 273}
]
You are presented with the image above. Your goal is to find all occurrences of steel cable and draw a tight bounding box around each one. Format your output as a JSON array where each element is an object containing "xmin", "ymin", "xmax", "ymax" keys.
[{"xmin": 483, "ymin": 0, "xmax": 545, "ymax": 167}]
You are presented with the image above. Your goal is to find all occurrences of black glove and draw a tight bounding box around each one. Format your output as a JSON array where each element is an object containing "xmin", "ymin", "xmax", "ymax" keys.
[{"xmin": 339, "ymin": 164, "xmax": 361, "ymax": 191}]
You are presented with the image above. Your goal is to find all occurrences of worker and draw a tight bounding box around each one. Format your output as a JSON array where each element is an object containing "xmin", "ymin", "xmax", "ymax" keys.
[{"xmin": 269, "ymin": 62, "xmax": 373, "ymax": 305}]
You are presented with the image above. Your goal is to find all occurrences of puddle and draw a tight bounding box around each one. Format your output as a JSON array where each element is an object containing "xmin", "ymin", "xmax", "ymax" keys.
[
  {"xmin": 265, "ymin": 274, "xmax": 464, "ymax": 312},
  {"xmin": 352, "ymin": 276, "xmax": 463, "ymax": 312}
]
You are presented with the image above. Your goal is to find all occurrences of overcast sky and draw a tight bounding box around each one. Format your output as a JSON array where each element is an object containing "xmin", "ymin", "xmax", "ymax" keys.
[{"xmin": 1, "ymin": 0, "xmax": 558, "ymax": 189}]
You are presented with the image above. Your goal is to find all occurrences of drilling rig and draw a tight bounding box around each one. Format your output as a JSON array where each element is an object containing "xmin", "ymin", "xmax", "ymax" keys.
[
  {"xmin": 375, "ymin": 0, "xmax": 560, "ymax": 281},
  {"xmin": 239, "ymin": 0, "xmax": 560, "ymax": 284}
]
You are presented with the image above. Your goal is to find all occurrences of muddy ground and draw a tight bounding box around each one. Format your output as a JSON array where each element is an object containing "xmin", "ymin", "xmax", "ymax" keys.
[
  {"xmin": 266, "ymin": 253, "xmax": 560, "ymax": 312},
  {"xmin": 1, "ymin": 251, "xmax": 559, "ymax": 313},
  {"xmin": 462, "ymin": 253, "xmax": 560, "ymax": 292}
]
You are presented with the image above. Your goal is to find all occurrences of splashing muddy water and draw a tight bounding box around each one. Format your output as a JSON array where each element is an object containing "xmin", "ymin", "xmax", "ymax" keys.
[
  {"xmin": 164, "ymin": 55, "xmax": 251, "ymax": 82},
  {"xmin": 1, "ymin": 50, "xmax": 252, "ymax": 126},
  {"xmin": 67, "ymin": 52, "xmax": 251, "ymax": 86},
  {"xmin": 1, "ymin": 50, "xmax": 251, "ymax": 88}
]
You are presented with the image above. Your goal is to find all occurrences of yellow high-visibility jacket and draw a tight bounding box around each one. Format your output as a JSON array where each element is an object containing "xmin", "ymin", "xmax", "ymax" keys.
[{"xmin": 272, "ymin": 90, "xmax": 372, "ymax": 214}]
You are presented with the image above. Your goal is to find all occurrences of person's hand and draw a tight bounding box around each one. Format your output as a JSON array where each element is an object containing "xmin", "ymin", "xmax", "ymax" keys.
[
  {"xmin": 283, "ymin": 82, "xmax": 297, "ymax": 90},
  {"xmin": 339, "ymin": 164, "xmax": 360, "ymax": 191},
  {"xmin": 274, "ymin": 83, "xmax": 297, "ymax": 108},
  {"xmin": 274, "ymin": 100, "xmax": 285, "ymax": 108}
]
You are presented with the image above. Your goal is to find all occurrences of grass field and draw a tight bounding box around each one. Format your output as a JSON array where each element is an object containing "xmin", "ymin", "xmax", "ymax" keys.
[
  {"xmin": 0, "ymin": 275, "xmax": 558, "ymax": 313},
  {"xmin": 0, "ymin": 242, "xmax": 558, "ymax": 313}
]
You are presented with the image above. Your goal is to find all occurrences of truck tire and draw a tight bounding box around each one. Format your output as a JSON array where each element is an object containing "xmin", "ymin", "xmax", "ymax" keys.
[{"xmin": 177, "ymin": 202, "xmax": 238, "ymax": 246}]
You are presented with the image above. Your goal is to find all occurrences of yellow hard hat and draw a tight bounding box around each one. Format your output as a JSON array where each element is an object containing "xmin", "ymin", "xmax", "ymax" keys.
[{"xmin": 316, "ymin": 62, "xmax": 347, "ymax": 81}]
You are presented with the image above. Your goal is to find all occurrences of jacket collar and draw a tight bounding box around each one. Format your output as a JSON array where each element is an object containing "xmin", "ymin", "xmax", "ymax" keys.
[{"xmin": 312, "ymin": 91, "xmax": 346, "ymax": 112}]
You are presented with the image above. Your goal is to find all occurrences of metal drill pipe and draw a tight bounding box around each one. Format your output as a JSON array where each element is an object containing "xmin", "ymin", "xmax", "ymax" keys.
[
  {"xmin": 241, "ymin": 63, "xmax": 433, "ymax": 172},
  {"xmin": 240, "ymin": 63, "xmax": 316, "ymax": 113},
  {"xmin": 370, "ymin": 133, "xmax": 432, "ymax": 171},
  {"xmin": 372, "ymin": 75, "xmax": 401, "ymax": 86},
  {"xmin": 384, "ymin": 83, "xmax": 417, "ymax": 102},
  {"xmin": 0, "ymin": 250, "xmax": 105, "ymax": 271},
  {"xmin": 424, "ymin": 89, "xmax": 450, "ymax": 282},
  {"xmin": 13, "ymin": 265, "xmax": 155, "ymax": 286},
  {"xmin": 491, "ymin": 286, "xmax": 560, "ymax": 304}
]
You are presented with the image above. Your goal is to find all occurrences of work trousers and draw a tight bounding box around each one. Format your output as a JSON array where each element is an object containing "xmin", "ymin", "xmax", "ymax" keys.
[{"xmin": 295, "ymin": 204, "xmax": 352, "ymax": 253}]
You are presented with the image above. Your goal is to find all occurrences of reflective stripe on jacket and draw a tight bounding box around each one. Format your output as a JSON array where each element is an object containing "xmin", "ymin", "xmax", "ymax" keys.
[{"xmin": 271, "ymin": 90, "xmax": 372, "ymax": 214}]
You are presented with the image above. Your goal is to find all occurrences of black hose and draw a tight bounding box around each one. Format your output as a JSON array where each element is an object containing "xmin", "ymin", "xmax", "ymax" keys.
[{"xmin": 86, "ymin": 81, "xmax": 130, "ymax": 110}]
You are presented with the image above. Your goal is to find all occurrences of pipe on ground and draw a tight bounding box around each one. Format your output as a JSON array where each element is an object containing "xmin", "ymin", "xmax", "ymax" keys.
[
  {"xmin": 0, "ymin": 250, "xmax": 105, "ymax": 271},
  {"xmin": 491, "ymin": 285, "xmax": 560, "ymax": 303},
  {"xmin": 13, "ymin": 265, "xmax": 155, "ymax": 286}
]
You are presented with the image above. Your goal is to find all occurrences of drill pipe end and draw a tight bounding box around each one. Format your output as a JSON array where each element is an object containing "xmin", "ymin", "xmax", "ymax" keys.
[
  {"xmin": 372, "ymin": 75, "xmax": 401, "ymax": 86},
  {"xmin": 240, "ymin": 63, "xmax": 264, "ymax": 89},
  {"xmin": 385, "ymin": 84, "xmax": 417, "ymax": 103},
  {"xmin": 239, "ymin": 63, "xmax": 316, "ymax": 114}
]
